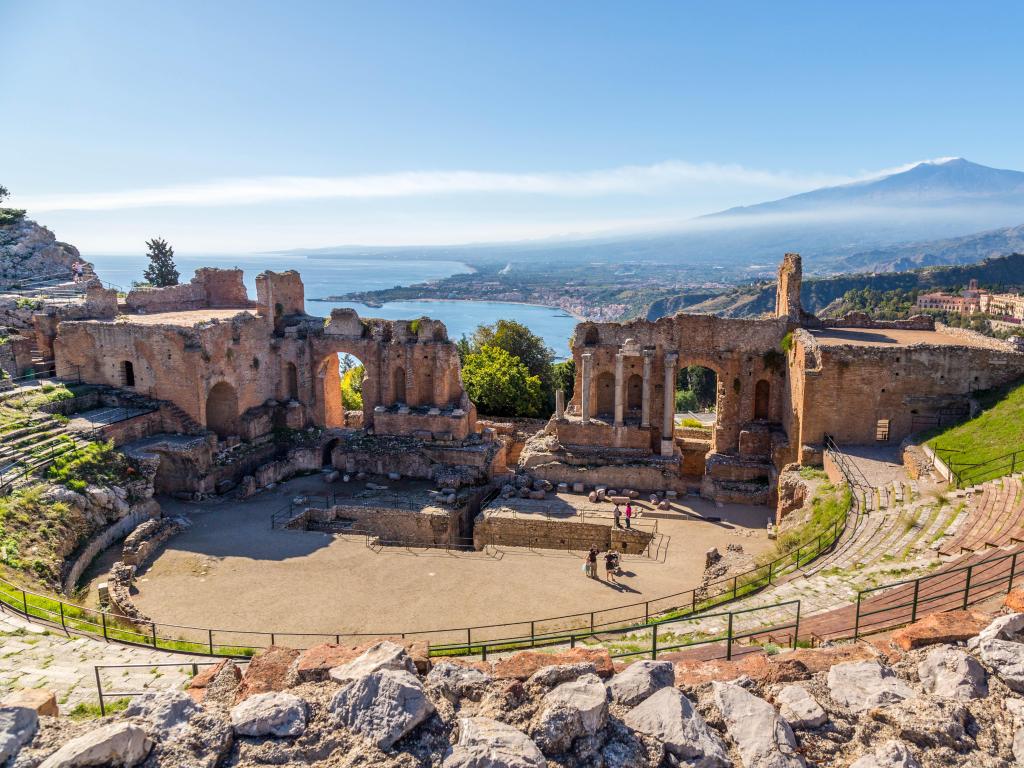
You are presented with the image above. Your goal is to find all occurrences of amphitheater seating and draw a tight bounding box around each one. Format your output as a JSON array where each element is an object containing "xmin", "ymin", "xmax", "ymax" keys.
[{"xmin": 939, "ymin": 475, "xmax": 1024, "ymax": 556}]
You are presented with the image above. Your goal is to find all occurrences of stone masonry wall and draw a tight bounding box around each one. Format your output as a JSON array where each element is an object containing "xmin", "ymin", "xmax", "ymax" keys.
[{"xmin": 473, "ymin": 514, "xmax": 653, "ymax": 554}]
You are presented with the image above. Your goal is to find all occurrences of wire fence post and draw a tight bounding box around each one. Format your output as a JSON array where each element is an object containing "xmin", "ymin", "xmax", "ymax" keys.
[
  {"xmin": 21, "ymin": 589, "xmax": 27, "ymax": 617},
  {"xmin": 910, "ymin": 579, "xmax": 921, "ymax": 624},
  {"xmin": 59, "ymin": 602, "xmax": 66, "ymax": 634},
  {"xmin": 208, "ymin": 629, "xmax": 214, "ymax": 655},
  {"xmin": 651, "ymin": 623, "xmax": 658, "ymax": 660},
  {"xmin": 101, "ymin": 612, "xmax": 108, "ymax": 641},
  {"xmin": 853, "ymin": 592, "xmax": 862, "ymax": 639},
  {"xmin": 726, "ymin": 611, "xmax": 734, "ymax": 661},
  {"xmin": 151, "ymin": 622, "xmax": 157, "ymax": 648},
  {"xmin": 94, "ymin": 666, "xmax": 105, "ymax": 717},
  {"xmin": 1011, "ymin": 551, "xmax": 1019, "ymax": 593},
  {"xmin": 530, "ymin": 621, "xmax": 535, "ymax": 648},
  {"xmin": 963, "ymin": 565, "xmax": 973, "ymax": 610},
  {"xmin": 793, "ymin": 601, "xmax": 801, "ymax": 650}
]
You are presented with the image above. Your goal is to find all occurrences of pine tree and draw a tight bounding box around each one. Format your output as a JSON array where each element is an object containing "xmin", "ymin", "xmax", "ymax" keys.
[{"xmin": 143, "ymin": 237, "xmax": 180, "ymax": 287}]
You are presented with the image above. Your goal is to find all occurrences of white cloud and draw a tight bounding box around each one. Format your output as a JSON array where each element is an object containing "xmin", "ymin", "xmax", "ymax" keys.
[{"xmin": 13, "ymin": 158, "xmax": 940, "ymax": 213}]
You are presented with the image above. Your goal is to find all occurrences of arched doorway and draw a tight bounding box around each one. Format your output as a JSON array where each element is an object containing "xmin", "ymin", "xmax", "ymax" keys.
[
  {"xmin": 392, "ymin": 367, "xmax": 406, "ymax": 404},
  {"xmin": 322, "ymin": 437, "xmax": 340, "ymax": 467},
  {"xmin": 206, "ymin": 381, "xmax": 239, "ymax": 439},
  {"xmin": 595, "ymin": 371, "xmax": 615, "ymax": 417},
  {"xmin": 284, "ymin": 362, "xmax": 298, "ymax": 401},
  {"xmin": 754, "ymin": 379, "xmax": 771, "ymax": 420},
  {"xmin": 121, "ymin": 361, "xmax": 135, "ymax": 388},
  {"xmin": 626, "ymin": 373, "xmax": 643, "ymax": 412}
]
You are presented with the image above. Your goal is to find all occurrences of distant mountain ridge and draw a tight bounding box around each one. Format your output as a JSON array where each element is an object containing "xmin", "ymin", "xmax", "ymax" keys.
[
  {"xmin": 293, "ymin": 158, "xmax": 1024, "ymax": 274},
  {"xmin": 663, "ymin": 250, "xmax": 1024, "ymax": 320}
]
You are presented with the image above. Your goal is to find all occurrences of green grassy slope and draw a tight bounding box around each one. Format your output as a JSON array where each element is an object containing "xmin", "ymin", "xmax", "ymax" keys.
[{"xmin": 928, "ymin": 380, "xmax": 1024, "ymax": 485}]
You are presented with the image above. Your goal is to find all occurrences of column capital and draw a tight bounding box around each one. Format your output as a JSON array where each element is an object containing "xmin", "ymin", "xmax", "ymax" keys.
[
  {"xmin": 642, "ymin": 348, "xmax": 655, "ymax": 359},
  {"xmin": 664, "ymin": 350, "xmax": 679, "ymax": 363}
]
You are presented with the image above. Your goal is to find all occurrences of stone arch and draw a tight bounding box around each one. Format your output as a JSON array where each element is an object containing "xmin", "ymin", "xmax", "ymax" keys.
[
  {"xmin": 322, "ymin": 437, "xmax": 340, "ymax": 467},
  {"xmin": 754, "ymin": 379, "xmax": 771, "ymax": 420},
  {"xmin": 393, "ymin": 366, "xmax": 407, "ymax": 404},
  {"xmin": 626, "ymin": 373, "xmax": 643, "ymax": 411},
  {"xmin": 284, "ymin": 362, "xmax": 298, "ymax": 401},
  {"xmin": 595, "ymin": 371, "xmax": 615, "ymax": 417},
  {"xmin": 206, "ymin": 381, "xmax": 239, "ymax": 439}
]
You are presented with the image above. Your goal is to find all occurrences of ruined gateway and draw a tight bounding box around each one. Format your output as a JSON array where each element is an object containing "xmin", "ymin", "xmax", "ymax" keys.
[{"xmin": 45, "ymin": 253, "xmax": 1024, "ymax": 508}]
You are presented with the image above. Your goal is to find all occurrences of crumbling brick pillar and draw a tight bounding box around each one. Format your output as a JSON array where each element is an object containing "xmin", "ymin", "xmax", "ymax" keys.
[
  {"xmin": 613, "ymin": 353, "xmax": 625, "ymax": 427},
  {"xmin": 581, "ymin": 352, "xmax": 593, "ymax": 424},
  {"xmin": 661, "ymin": 351, "xmax": 678, "ymax": 456},
  {"xmin": 641, "ymin": 349, "xmax": 653, "ymax": 428}
]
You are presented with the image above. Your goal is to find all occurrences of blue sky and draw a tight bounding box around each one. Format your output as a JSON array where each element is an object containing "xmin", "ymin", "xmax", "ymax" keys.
[{"xmin": 2, "ymin": 1, "xmax": 1023, "ymax": 253}]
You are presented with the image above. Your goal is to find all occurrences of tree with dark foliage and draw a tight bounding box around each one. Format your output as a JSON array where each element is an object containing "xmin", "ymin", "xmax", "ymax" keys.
[{"xmin": 142, "ymin": 237, "xmax": 180, "ymax": 287}]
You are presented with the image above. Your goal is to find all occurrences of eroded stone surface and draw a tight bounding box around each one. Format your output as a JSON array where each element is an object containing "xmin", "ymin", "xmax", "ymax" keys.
[
  {"xmin": 775, "ymin": 684, "xmax": 827, "ymax": 729},
  {"xmin": 124, "ymin": 689, "xmax": 199, "ymax": 736},
  {"xmin": 229, "ymin": 691, "xmax": 307, "ymax": 738},
  {"xmin": 917, "ymin": 646, "xmax": 988, "ymax": 699},
  {"xmin": 443, "ymin": 717, "xmax": 545, "ymax": 768},
  {"xmin": 849, "ymin": 740, "xmax": 921, "ymax": 768},
  {"xmin": 826, "ymin": 661, "xmax": 915, "ymax": 713},
  {"xmin": 0, "ymin": 706, "xmax": 38, "ymax": 764},
  {"xmin": 330, "ymin": 668, "xmax": 435, "ymax": 750},
  {"xmin": 327, "ymin": 640, "xmax": 418, "ymax": 685},
  {"xmin": 713, "ymin": 681, "xmax": 804, "ymax": 768},
  {"xmin": 607, "ymin": 660, "xmax": 675, "ymax": 706},
  {"xmin": 623, "ymin": 687, "xmax": 729, "ymax": 767},
  {"xmin": 38, "ymin": 722, "xmax": 152, "ymax": 768}
]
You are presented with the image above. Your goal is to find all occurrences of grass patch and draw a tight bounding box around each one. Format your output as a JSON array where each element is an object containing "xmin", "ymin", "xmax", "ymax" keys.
[
  {"xmin": 928, "ymin": 379, "xmax": 1024, "ymax": 485},
  {"xmin": 68, "ymin": 697, "xmax": 129, "ymax": 719}
]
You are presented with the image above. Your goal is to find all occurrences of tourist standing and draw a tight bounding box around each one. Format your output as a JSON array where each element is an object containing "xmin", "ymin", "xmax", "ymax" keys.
[
  {"xmin": 587, "ymin": 546, "xmax": 598, "ymax": 579},
  {"xmin": 604, "ymin": 550, "xmax": 618, "ymax": 584},
  {"xmin": 624, "ymin": 502, "xmax": 632, "ymax": 529},
  {"xmin": 613, "ymin": 504, "xmax": 622, "ymax": 528}
]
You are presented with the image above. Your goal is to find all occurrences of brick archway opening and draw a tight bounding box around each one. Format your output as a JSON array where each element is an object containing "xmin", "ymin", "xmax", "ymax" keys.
[{"xmin": 206, "ymin": 381, "xmax": 239, "ymax": 439}]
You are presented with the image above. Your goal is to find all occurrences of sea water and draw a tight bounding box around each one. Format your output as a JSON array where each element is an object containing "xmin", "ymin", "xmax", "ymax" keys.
[{"xmin": 87, "ymin": 253, "xmax": 578, "ymax": 358}]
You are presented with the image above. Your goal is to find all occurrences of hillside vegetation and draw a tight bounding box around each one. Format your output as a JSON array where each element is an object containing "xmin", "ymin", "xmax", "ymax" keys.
[
  {"xmin": 671, "ymin": 251, "xmax": 1024, "ymax": 319},
  {"xmin": 928, "ymin": 379, "xmax": 1024, "ymax": 485}
]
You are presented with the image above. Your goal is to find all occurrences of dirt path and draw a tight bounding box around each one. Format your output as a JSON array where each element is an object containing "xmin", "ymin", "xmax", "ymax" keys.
[{"xmin": 117, "ymin": 476, "xmax": 772, "ymax": 646}]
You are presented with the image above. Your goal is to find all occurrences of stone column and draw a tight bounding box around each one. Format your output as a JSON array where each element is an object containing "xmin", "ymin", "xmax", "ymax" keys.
[
  {"xmin": 613, "ymin": 353, "xmax": 625, "ymax": 427},
  {"xmin": 641, "ymin": 350, "xmax": 653, "ymax": 428},
  {"xmin": 661, "ymin": 351, "xmax": 678, "ymax": 456},
  {"xmin": 580, "ymin": 353, "xmax": 593, "ymax": 424},
  {"xmin": 555, "ymin": 389, "xmax": 565, "ymax": 420}
]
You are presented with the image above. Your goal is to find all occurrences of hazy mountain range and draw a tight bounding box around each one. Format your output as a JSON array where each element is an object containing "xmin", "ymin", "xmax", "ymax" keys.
[{"xmin": 291, "ymin": 158, "xmax": 1024, "ymax": 275}]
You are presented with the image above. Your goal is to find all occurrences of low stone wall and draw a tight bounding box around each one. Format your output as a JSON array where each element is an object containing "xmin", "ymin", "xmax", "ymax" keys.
[
  {"xmin": 823, "ymin": 312, "xmax": 935, "ymax": 330},
  {"xmin": 60, "ymin": 501, "xmax": 160, "ymax": 593},
  {"xmin": 473, "ymin": 514, "xmax": 652, "ymax": 554},
  {"xmin": 253, "ymin": 446, "xmax": 320, "ymax": 488},
  {"xmin": 291, "ymin": 502, "xmax": 454, "ymax": 546},
  {"xmin": 121, "ymin": 516, "xmax": 188, "ymax": 567}
]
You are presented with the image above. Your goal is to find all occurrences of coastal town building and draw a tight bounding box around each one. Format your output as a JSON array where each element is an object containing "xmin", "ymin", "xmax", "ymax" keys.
[{"xmin": 915, "ymin": 278, "xmax": 1024, "ymax": 322}]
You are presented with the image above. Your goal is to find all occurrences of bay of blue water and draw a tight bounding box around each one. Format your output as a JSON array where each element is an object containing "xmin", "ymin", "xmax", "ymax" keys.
[{"xmin": 87, "ymin": 253, "xmax": 578, "ymax": 358}]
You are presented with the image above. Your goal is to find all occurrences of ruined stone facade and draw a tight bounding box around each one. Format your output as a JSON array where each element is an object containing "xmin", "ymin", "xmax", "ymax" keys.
[{"xmin": 46, "ymin": 254, "xmax": 1024, "ymax": 504}]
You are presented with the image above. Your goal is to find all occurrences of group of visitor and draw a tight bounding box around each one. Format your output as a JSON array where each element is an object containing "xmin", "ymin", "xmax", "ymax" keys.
[
  {"xmin": 70, "ymin": 260, "xmax": 85, "ymax": 282},
  {"xmin": 585, "ymin": 546, "xmax": 622, "ymax": 584},
  {"xmin": 612, "ymin": 502, "xmax": 633, "ymax": 528}
]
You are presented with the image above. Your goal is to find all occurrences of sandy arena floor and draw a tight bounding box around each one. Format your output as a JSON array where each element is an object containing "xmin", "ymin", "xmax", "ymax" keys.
[{"xmin": 94, "ymin": 475, "xmax": 774, "ymax": 645}]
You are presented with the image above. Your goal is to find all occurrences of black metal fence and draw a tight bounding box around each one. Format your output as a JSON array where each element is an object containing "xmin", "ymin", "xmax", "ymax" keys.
[{"xmin": 934, "ymin": 446, "xmax": 1024, "ymax": 488}]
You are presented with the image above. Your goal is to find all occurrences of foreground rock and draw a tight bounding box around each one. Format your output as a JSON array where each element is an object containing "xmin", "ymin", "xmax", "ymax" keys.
[
  {"xmin": 531, "ymin": 673, "xmax": 608, "ymax": 755},
  {"xmin": 428, "ymin": 662, "xmax": 493, "ymax": 703},
  {"xmin": 775, "ymin": 684, "xmax": 827, "ymax": 729},
  {"xmin": 39, "ymin": 722, "xmax": 151, "ymax": 768},
  {"xmin": 917, "ymin": 646, "xmax": 988, "ymax": 699},
  {"xmin": 623, "ymin": 687, "xmax": 729, "ymax": 767},
  {"xmin": 607, "ymin": 659, "xmax": 675, "ymax": 706},
  {"xmin": 229, "ymin": 691, "xmax": 307, "ymax": 738},
  {"xmin": 890, "ymin": 610, "xmax": 989, "ymax": 651},
  {"xmin": 330, "ymin": 668, "xmax": 435, "ymax": 750},
  {"xmin": 713, "ymin": 681, "xmax": 805, "ymax": 768},
  {"xmin": 124, "ymin": 689, "xmax": 198, "ymax": 736},
  {"xmin": 328, "ymin": 640, "xmax": 418, "ymax": 684},
  {"xmin": 443, "ymin": 716, "xmax": 545, "ymax": 768},
  {"xmin": 0, "ymin": 706, "xmax": 38, "ymax": 764},
  {"xmin": 827, "ymin": 660, "xmax": 915, "ymax": 712},
  {"xmin": 849, "ymin": 739, "xmax": 922, "ymax": 768}
]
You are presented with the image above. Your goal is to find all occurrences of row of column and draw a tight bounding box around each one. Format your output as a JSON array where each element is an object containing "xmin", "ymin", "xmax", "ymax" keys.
[{"xmin": 577, "ymin": 350, "xmax": 677, "ymax": 440}]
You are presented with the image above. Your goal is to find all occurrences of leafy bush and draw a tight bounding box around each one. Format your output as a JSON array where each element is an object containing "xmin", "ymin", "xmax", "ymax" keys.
[
  {"xmin": 681, "ymin": 417, "xmax": 704, "ymax": 428},
  {"xmin": 0, "ymin": 208, "xmax": 26, "ymax": 226},
  {"xmin": 341, "ymin": 365, "xmax": 365, "ymax": 410},
  {"xmin": 462, "ymin": 345, "xmax": 546, "ymax": 417},
  {"xmin": 47, "ymin": 440, "xmax": 133, "ymax": 491}
]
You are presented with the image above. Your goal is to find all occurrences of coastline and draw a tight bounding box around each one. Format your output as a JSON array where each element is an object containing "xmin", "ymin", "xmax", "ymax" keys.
[{"xmin": 310, "ymin": 294, "xmax": 587, "ymax": 322}]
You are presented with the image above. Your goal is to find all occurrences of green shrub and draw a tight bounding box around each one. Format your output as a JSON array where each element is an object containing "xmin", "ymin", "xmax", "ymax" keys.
[{"xmin": 47, "ymin": 440, "xmax": 134, "ymax": 489}]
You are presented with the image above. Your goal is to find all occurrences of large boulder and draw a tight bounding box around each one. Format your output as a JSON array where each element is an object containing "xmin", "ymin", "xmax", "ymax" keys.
[
  {"xmin": 444, "ymin": 716, "xmax": 545, "ymax": 768},
  {"xmin": 826, "ymin": 661, "xmax": 915, "ymax": 713},
  {"xmin": 1, "ymin": 688, "xmax": 59, "ymax": 716},
  {"xmin": 38, "ymin": 722, "xmax": 151, "ymax": 768},
  {"xmin": 775, "ymin": 684, "xmax": 827, "ymax": 729},
  {"xmin": 525, "ymin": 662, "xmax": 596, "ymax": 688},
  {"xmin": 229, "ymin": 691, "xmax": 307, "ymax": 738},
  {"xmin": 0, "ymin": 706, "xmax": 38, "ymax": 764},
  {"xmin": 124, "ymin": 690, "xmax": 199, "ymax": 736},
  {"xmin": 849, "ymin": 739, "xmax": 921, "ymax": 768},
  {"xmin": 607, "ymin": 660, "xmax": 675, "ymax": 706},
  {"xmin": 492, "ymin": 648, "xmax": 613, "ymax": 680},
  {"xmin": 971, "ymin": 638, "xmax": 1024, "ymax": 692},
  {"xmin": 891, "ymin": 610, "xmax": 989, "ymax": 651},
  {"xmin": 531, "ymin": 673, "xmax": 607, "ymax": 754},
  {"xmin": 622, "ymin": 687, "xmax": 729, "ymax": 767},
  {"xmin": 917, "ymin": 646, "xmax": 988, "ymax": 699},
  {"xmin": 969, "ymin": 613, "xmax": 1024, "ymax": 647},
  {"xmin": 427, "ymin": 662, "xmax": 493, "ymax": 703},
  {"xmin": 712, "ymin": 681, "xmax": 804, "ymax": 768},
  {"xmin": 328, "ymin": 640, "xmax": 417, "ymax": 684},
  {"xmin": 330, "ymin": 668, "xmax": 435, "ymax": 750},
  {"xmin": 234, "ymin": 646, "xmax": 300, "ymax": 702}
]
